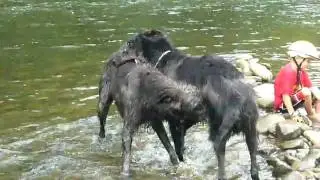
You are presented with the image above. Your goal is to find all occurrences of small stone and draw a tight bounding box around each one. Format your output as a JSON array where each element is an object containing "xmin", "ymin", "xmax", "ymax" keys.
[
  {"xmin": 284, "ymin": 154, "xmax": 300, "ymax": 166},
  {"xmin": 279, "ymin": 139, "xmax": 304, "ymax": 150}
]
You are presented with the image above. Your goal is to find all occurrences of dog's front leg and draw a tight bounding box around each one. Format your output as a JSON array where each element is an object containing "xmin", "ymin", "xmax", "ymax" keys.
[
  {"xmin": 151, "ymin": 120, "xmax": 179, "ymax": 165},
  {"xmin": 168, "ymin": 120, "xmax": 185, "ymax": 162}
]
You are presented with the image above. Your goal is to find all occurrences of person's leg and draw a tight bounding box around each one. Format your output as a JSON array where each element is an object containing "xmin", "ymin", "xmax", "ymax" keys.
[
  {"xmin": 310, "ymin": 87, "xmax": 320, "ymax": 113},
  {"xmin": 299, "ymin": 87, "xmax": 320, "ymax": 126}
]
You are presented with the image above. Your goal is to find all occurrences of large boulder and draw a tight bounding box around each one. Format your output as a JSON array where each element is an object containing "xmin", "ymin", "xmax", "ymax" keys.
[
  {"xmin": 236, "ymin": 58, "xmax": 252, "ymax": 76},
  {"xmin": 254, "ymin": 83, "xmax": 274, "ymax": 109},
  {"xmin": 249, "ymin": 60, "xmax": 273, "ymax": 82}
]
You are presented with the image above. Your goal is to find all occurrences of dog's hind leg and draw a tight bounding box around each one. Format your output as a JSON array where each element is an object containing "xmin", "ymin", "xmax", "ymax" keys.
[
  {"xmin": 151, "ymin": 120, "xmax": 179, "ymax": 165},
  {"xmin": 244, "ymin": 116, "xmax": 260, "ymax": 180},
  {"xmin": 121, "ymin": 115, "xmax": 135, "ymax": 176},
  {"xmin": 97, "ymin": 76, "xmax": 113, "ymax": 138},
  {"xmin": 212, "ymin": 112, "xmax": 237, "ymax": 180}
]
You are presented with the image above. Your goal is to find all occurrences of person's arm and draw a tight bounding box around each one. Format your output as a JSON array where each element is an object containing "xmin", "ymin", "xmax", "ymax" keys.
[
  {"xmin": 282, "ymin": 94, "xmax": 295, "ymax": 115},
  {"xmin": 302, "ymin": 71, "xmax": 312, "ymax": 88}
]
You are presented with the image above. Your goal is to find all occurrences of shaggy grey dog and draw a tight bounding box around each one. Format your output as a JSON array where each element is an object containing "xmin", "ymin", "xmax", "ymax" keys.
[{"xmin": 97, "ymin": 53, "xmax": 207, "ymax": 176}]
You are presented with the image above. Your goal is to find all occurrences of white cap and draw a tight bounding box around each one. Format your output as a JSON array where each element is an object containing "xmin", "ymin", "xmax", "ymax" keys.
[{"xmin": 287, "ymin": 40, "xmax": 320, "ymax": 60}]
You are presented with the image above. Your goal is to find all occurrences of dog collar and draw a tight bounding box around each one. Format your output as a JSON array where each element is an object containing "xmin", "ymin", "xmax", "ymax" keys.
[{"xmin": 154, "ymin": 50, "xmax": 171, "ymax": 68}]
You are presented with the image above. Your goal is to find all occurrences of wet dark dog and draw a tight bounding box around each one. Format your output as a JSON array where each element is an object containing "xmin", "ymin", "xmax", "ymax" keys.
[
  {"xmin": 202, "ymin": 76, "xmax": 259, "ymax": 180},
  {"xmin": 121, "ymin": 30, "xmax": 260, "ymax": 180},
  {"xmin": 97, "ymin": 53, "xmax": 206, "ymax": 176}
]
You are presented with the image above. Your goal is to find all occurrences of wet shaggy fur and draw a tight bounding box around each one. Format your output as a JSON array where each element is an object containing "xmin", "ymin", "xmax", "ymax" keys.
[
  {"xmin": 97, "ymin": 53, "xmax": 207, "ymax": 176},
  {"xmin": 202, "ymin": 76, "xmax": 259, "ymax": 180},
  {"xmin": 120, "ymin": 30, "xmax": 260, "ymax": 180}
]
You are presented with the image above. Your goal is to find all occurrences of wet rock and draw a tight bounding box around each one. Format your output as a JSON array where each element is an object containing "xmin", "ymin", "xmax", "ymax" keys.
[
  {"xmin": 258, "ymin": 135, "xmax": 280, "ymax": 156},
  {"xmin": 292, "ymin": 149, "xmax": 320, "ymax": 171},
  {"xmin": 276, "ymin": 120, "xmax": 302, "ymax": 140},
  {"xmin": 256, "ymin": 113, "xmax": 286, "ymax": 134},
  {"xmin": 301, "ymin": 170, "xmax": 317, "ymax": 179},
  {"xmin": 254, "ymin": 83, "xmax": 274, "ymax": 109},
  {"xmin": 303, "ymin": 130, "xmax": 320, "ymax": 145},
  {"xmin": 236, "ymin": 58, "xmax": 252, "ymax": 76},
  {"xmin": 295, "ymin": 149, "xmax": 311, "ymax": 160},
  {"xmin": 279, "ymin": 139, "xmax": 304, "ymax": 150},
  {"xmin": 284, "ymin": 154, "xmax": 300, "ymax": 166},
  {"xmin": 249, "ymin": 61, "xmax": 273, "ymax": 82},
  {"xmin": 260, "ymin": 63, "xmax": 272, "ymax": 70},
  {"xmin": 314, "ymin": 172, "xmax": 320, "ymax": 179},
  {"xmin": 242, "ymin": 78, "xmax": 257, "ymax": 86},
  {"xmin": 281, "ymin": 171, "xmax": 306, "ymax": 180},
  {"xmin": 243, "ymin": 75, "xmax": 263, "ymax": 87},
  {"xmin": 267, "ymin": 156, "xmax": 293, "ymax": 177},
  {"xmin": 242, "ymin": 76, "xmax": 262, "ymax": 87},
  {"xmin": 234, "ymin": 54, "xmax": 254, "ymax": 61},
  {"xmin": 246, "ymin": 75, "xmax": 263, "ymax": 82},
  {"xmin": 296, "ymin": 123, "xmax": 312, "ymax": 132}
]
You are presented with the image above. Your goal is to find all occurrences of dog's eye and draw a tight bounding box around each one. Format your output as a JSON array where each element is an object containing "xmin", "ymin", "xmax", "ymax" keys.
[
  {"xmin": 127, "ymin": 40, "xmax": 134, "ymax": 47},
  {"xmin": 159, "ymin": 96, "xmax": 173, "ymax": 104}
]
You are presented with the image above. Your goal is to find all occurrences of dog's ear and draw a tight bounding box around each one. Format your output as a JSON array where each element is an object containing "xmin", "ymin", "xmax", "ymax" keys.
[
  {"xmin": 143, "ymin": 29, "xmax": 163, "ymax": 37},
  {"xmin": 141, "ymin": 30, "xmax": 166, "ymax": 43}
]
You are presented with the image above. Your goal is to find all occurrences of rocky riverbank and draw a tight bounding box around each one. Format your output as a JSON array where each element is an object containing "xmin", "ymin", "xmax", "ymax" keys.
[{"xmin": 233, "ymin": 54, "xmax": 320, "ymax": 179}]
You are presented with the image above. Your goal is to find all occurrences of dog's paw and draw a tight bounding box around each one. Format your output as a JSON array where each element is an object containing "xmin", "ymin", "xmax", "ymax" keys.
[{"xmin": 120, "ymin": 171, "xmax": 132, "ymax": 180}]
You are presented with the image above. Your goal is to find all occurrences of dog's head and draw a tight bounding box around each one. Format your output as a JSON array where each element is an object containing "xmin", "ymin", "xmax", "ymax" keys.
[
  {"xmin": 157, "ymin": 83, "xmax": 207, "ymax": 123},
  {"xmin": 111, "ymin": 55, "xmax": 148, "ymax": 68},
  {"xmin": 180, "ymin": 87, "xmax": 208, "ymax": 123},
  {"xmin": 121, "ymin": 29, "xmax": 174, "ymax": 65}
]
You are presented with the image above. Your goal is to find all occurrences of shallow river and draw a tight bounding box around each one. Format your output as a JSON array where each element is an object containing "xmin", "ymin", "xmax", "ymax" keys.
[{"xmin": 1, "ymin": 0, "xmax": 320, "ymax": 179}]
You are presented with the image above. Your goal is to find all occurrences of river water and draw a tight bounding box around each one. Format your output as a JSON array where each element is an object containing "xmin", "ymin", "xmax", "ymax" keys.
[{"xmin": 1, "ymin": 0, "xmax": 319, "ymax": 179}]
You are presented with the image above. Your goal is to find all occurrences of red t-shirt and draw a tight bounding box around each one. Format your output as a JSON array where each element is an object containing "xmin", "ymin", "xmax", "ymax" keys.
[{"xmin": 274, "ymin": 63, "xmax": 312, "ymax": 110}]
